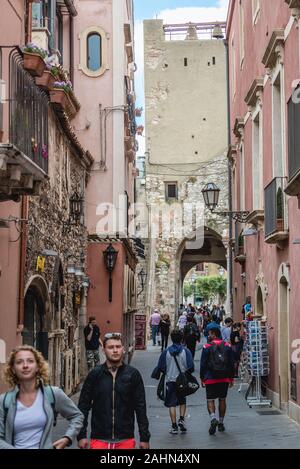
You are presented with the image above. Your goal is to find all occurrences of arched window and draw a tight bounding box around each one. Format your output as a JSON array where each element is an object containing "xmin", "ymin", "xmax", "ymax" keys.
[{"xmin": 87, "ymin": 33, "xmax": 102, "ymax": 72}]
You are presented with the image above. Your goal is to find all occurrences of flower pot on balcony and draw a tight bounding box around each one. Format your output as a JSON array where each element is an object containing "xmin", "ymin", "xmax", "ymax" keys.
[
  {"xmin": 50, "ymin": 88, "xmax": 77, "ymax": 118},
  {"xmin": 35, "ymin": 70, "xmax": 56, "ymax": 90},
  {"xmin": 50, "ymin": 88, "xmax": 69, "ymax": 110},
  {"xmin": 276, "ymin": 218, "xmax": 284, "ymax": 232},
  {"xmin": 23, "ymin": 52, "xmax": 46, "ymax": 77}
]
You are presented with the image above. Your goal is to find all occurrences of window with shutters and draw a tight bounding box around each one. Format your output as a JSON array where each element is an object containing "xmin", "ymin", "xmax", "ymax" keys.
[
  {"xmin": 87, "ymin": 33, "xmax": 102, "ymax": 72},
  {"xmin": 287, "ymin": 94, "xmax": 300, "ymax": 181}
]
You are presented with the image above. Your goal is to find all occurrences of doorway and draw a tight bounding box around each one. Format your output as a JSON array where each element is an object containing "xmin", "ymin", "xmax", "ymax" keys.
[
  {"xmin": 23, "ymin": 285, "xmax": 48, "ymax": 359},
  {"xmin": 278, "ymin": 276, "xmax": 289, "ymax": 409}
]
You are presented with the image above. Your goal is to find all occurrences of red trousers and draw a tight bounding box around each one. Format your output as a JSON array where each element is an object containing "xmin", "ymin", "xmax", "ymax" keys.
[{"xmin": 90, "ymin": 439, "xmax": 136, "ymax": 450}]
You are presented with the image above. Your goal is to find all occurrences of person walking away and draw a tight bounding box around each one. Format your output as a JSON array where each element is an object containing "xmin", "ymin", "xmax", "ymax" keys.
[
  {"xmin": 0, "ymin": 345, "xmax": 83, "ymax": 449},
  {"xmin": 204, "ymin": 319, "xmax": 221, "ymax": 340},
  {"xmin": 200, "ymin": 327, "xmax": 234, "ymax": 435},
  {"xmin": 221, "ymin": 317, "xmax": 233, "ymax": 342},
  {"xmin": 155, "ymin": 330, "xmax": 194, "ymax": 435},
  {"xmin": 159, "ymin": 314, "xmax": 171, "ymax": 351},
  {"xmin": 149, "ymin": 309, "xmax": 161, "ymax": 346},
  {"xmin": 84, "ymin": 316, "xmax": 103, "ymax": 370},
  {"xmin": 194, "ymin": 309, "xmax": 204, "ymax": 338},
  {"xmin": 230, "ymin": 323, "xmax": 243, "ymax": 377},
  {"xmin": 78, "ymin": 333, "xmax": 150, "ymax": 450},
  {"xmin": 177, "ymin": 311, "xmax": 187, "ymax": 331},
  {"xmin": 219, "ymin": 306, "xmax": 225, "ymax": 322},
  {"xmin": 183, "ymin": 315, "xmax": 200, "ymax": 358}
]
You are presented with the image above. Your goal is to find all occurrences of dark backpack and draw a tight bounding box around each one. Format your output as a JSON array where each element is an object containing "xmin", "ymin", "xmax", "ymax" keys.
[
  {"xmin": 207, "ymin": 342, "xmax": 229, "ymax": 378},
  {"xmin": 185, "ymin": 323, "xmax": 200, "ymax": 340}
]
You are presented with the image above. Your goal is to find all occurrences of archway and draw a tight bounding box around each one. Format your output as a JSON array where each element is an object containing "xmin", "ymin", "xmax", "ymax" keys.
[
  {"xmin": 23, "ymin": 276, "xmax": 50, "ymax": 359},
  {"xmin": 278, "ymin": 275, "xmax": 289, "ymax": 410},
  {"xmin": 175, "ymin": 226, "xmax": 227, "ymax": 314},
  {"xmin": 256, "ymin": 286, "xmax": 264, "ymax": 317}
]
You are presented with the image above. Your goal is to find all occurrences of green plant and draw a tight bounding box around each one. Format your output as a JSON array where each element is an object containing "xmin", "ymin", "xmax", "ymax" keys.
[
  {"xmin": 195, "ymin": 276, "xmax": 227, "ymax": 304},
  {"xmin": 23, "ymin": 43, "xmax": 47, "ymax": 59},
  {"xmin": 238, "ymin": 233, "xmax": 244, "ymax": 247},
  {"xmin": 52, "ymin": 80, "xmax": 72, "ymax": 93},
  {"xmin": 276, "ymin": 188, "xmax": 284, "ymax": 219}
]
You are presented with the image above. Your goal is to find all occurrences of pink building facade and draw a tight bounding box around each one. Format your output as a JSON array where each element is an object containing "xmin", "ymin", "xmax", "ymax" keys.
[
  {"xmin": 72, "ymin": 0, "xmax": 139, "ymax": 358},
  {"xmin": 228, "ymin": 0, "xmax": 300, "ymax": 423}
]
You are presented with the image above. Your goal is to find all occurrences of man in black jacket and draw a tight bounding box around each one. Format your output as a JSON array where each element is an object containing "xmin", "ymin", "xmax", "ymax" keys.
[{"xmin": 77, "ymin": 333, "xmax": 150, "ymax": 450}]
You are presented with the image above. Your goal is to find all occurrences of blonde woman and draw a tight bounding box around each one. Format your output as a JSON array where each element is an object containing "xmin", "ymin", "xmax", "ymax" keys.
[{"xmin": 0, "ymin": 345, "xmax": 83, "ymax": 449}]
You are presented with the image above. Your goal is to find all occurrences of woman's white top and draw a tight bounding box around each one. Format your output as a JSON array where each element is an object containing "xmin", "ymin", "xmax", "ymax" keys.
[{"xmin": 13, "ymin": 389, "xmax": 47, "ymax": 449}]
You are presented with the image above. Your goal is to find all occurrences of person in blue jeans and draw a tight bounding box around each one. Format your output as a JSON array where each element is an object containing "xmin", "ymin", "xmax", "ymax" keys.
[{"xmin": 149, "ymin": 309, "xmax": 161, "ymax": 346}]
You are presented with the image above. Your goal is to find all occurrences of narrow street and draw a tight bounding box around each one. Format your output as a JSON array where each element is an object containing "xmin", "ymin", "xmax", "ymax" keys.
[{"xmin": 54, "ymin": 345, "xmax": 300, "ymax": 450}]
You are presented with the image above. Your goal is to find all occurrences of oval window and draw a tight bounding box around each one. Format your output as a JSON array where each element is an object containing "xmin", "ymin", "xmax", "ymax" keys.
[{"xmin": 87, "ymin": 33, "xmax": 102, "ymax": 71}]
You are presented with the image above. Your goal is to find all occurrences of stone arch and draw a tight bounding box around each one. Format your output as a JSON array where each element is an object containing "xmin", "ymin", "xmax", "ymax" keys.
[
  {"xmin": 255, "ymin": 285, "xmax": 264, "ymax": 317},
  {"xmin": 23, "ymin": 275, "xmax": 51, "ymax": 358},
  {"xmin": 278, "ymin": 263, "xmax": 290, "ymax": 409},
  {"xmin": 175, "ymin": 226, "xmax": 227, "ymax": 313},
  {"xmin": 255, "ymin": 270, "xmax": 268, "ymax": 319}
]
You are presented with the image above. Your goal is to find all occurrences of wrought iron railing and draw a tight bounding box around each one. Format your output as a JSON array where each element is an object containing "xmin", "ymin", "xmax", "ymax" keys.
[
  {"xmin": 9, "ymin": 49, "xmax": 49, "ymax": 173},
  {"xmin": 264, "ymin": 177, "xmax": 287, "ymax": 238}
]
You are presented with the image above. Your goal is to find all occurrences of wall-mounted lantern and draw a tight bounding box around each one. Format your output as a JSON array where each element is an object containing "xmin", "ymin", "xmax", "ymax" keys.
[{"xmin": 103, "ymin": 243, "xmax": 118, "ymax": 302}]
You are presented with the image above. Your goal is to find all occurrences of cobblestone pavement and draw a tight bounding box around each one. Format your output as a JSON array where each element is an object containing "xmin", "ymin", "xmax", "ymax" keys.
[{"xmin": 54, "ymin": 345, "xmax": 300, "ymax": 449}]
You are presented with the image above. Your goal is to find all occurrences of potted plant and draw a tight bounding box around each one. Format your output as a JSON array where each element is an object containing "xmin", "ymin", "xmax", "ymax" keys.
[
  {"xmin": 22, "ymin": 43, "xmax": 47, "ymax": 77},
  {"xmin": 35, "ymin": 64, "xmax": 59, "ymax": 89},
  {"xmin": 50, "ymin": 80, "xmax": 76, "ymax": 117},
  {"xmin": 276, "ymin": 188, "xmax": 284, "ymax": 231},
  {"xmin": 238, "ymin": 233, "xmax": 245, "ymax": 255}
]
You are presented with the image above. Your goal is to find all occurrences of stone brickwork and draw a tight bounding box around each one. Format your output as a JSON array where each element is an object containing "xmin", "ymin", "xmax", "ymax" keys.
[
  {"xmin": 144, "ymin": 156, "xmax": 228, "ymax": 323},
  {"xmin": 25, "ymin": 110, "xmax": 91, "ymax": 392}
]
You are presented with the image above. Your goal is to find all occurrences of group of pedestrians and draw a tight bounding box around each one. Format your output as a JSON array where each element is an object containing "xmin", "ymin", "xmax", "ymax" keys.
[
  {"xmin": 152, "ymin": 319, "xmax": 236, "ymax": 436},
  {"xmin": 0, "ymin": 334, "xmax": 150, "ymax": 450},
  {"xmin": 0, "ymin": 307, "xmax": 245, "ymax": 450},
  {"xmin": 149, "ymin": 309, "xmax": 171, "ymax": 351}
]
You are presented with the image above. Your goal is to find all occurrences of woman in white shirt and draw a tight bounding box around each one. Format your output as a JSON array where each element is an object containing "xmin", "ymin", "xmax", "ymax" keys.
[{"xmin": 0, "ymin": 345, "xmax": 83, "ymax": 449}]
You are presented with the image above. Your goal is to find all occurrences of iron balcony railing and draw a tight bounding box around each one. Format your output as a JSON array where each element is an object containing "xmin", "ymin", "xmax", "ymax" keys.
[
  {"xmin": 264, "ymin": 177, "xmax": 287, "ymax": 238},
  {"xmin": 9, "ymin": 49, "xmax": 49, "ymax": 174}
]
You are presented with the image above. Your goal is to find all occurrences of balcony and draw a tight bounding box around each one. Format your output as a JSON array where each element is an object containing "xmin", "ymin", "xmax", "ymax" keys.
[
  {"xmin": 264, "ymin": 177, "xmax": 289, "ymax": 248},
  {"xmin": 0, "ymin": 48, "xmax": 48, "ymax": 202},
  {"xmin": 284, "ymin": 95, "xmax": 300, "ymax": 206}
]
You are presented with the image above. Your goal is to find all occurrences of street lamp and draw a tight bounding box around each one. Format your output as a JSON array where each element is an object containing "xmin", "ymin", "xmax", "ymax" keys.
[
  {"xmin": 137, "ymin": 268, "xmax": 147, "ymax": 297},
  {"xmin": 202, "ymin": 182, "xmax": 250, "ymax": 223},
  {"xmin": 70, "ymin": 191, "xmax": 84, "ymax": 223},
  {"xmin": 103, "ymin": 243, "xmax": 119, "ymax": 302}
]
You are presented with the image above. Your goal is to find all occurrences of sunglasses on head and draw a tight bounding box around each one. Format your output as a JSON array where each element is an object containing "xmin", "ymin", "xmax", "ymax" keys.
[{"xmin": 104, "ymin": 333, "xmax": 122, "ymax": 340}]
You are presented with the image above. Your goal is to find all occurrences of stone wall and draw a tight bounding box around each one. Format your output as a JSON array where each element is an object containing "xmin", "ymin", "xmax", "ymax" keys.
[
  {"xmin": 25, "ymin": 110, "xmax": 89, "ymax": 392},
  {"xmin": 144, "ymin": 156, "xmax": 228, "ymax": 323}
]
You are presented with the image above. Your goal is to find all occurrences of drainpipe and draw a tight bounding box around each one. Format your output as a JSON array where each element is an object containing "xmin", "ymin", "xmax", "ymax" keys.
[
  {"xmin": 49, "ymin": 0, "xmax": 56, "ymax": 51},
  {"xmin": 18, "ymin": 196, "xmax": 28, "ymax": 333},
  {"xmin": 69, "ymin": 15, "xmax": 74, "ymax": 85},
  {"xmin": 224, "ymin": 38, "xmax": 233, "ymax": 316}
]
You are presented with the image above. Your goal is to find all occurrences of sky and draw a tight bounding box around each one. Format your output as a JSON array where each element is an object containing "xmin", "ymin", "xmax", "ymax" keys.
[{"xmin": 134, "ymin": 0, "xmax": 230, "ymax": 158}]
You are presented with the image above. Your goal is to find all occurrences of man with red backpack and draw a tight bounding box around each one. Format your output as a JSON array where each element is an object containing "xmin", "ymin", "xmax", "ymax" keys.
[{"xmin": 200, "ymin": 325, "xmax": 235, "ymax": 435}]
